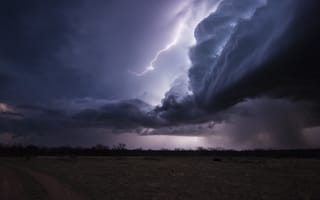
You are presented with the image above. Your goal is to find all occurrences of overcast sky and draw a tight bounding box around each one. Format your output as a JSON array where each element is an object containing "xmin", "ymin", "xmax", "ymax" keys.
[{"xmin": 1, "ymin": 0, "xmax": 320, "ymax": 149}]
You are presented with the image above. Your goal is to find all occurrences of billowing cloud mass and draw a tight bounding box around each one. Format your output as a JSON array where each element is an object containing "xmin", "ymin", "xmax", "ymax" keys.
[
  {"xmin": 0, "ymin": 0, "xmax": 320, "ymax": 149},
  {"xmin": 189, "ymin": 0, "xmax": 320, "ymax": 111}
]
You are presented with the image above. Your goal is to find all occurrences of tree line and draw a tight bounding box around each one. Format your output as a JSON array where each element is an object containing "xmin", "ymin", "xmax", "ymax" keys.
[{"xmin": 0, "ymin": 143, "xmax": 319, "ymax": 158}]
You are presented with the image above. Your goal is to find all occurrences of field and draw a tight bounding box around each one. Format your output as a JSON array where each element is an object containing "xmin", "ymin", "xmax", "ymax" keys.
[{"xmin": 1, "ymin": 156, "xmax": 320, "ymax": 200}]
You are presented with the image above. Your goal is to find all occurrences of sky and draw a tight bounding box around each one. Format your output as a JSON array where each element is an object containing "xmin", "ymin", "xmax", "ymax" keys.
[{"xmin": 0, "ymin": 0, "xmax": 320, "ymax": 149}]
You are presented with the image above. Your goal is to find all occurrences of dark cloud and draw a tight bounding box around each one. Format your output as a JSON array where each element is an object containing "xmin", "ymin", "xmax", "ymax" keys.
[
  {"xmin": 0, "ymin": 0, "xmax": 177, "ymax": 104},
  {"xmin": 0, "ymin": 95, "xmax": 318, "ymax": 149},
  {"xmin": 1, "ymin": 0, "xmax": 320, "ymax": 149},
  {"xmin": 18, "ymin": 105, "xmax": 65, "ymax": 118},
  {"xmin": 154, "ymin": 95, "xmax": 203, "ymax": 124},
  {"xmin": 73, "ymin": 99, "xmax": 156, "ymax": 128},
  {"xmin": 189, "ymin": 0, "xmax": 320, "ymax": 113}
]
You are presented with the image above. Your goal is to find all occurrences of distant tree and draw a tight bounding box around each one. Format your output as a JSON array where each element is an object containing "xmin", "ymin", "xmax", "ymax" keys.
[
  {"xmin": 94, "ymin": 144, "xmax": 109, "ymax": 150},
  {"xmin": 197, "ymin": 146, "xmax": 207, "ymax": 151},
  {"xmin": 112, "ymin": 143, "xmax": 126, "ymax": 151}
]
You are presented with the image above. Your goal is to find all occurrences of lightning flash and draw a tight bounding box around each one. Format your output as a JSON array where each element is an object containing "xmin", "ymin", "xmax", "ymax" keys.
[{"xmin": 129, "ymin": 23, "xmax": 184, "ymax": 76}]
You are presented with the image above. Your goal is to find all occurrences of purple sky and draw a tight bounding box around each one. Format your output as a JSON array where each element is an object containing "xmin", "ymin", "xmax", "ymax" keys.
[{"xmin": 1, "ymin": 0, "xmax": 320, "ymax": 149}]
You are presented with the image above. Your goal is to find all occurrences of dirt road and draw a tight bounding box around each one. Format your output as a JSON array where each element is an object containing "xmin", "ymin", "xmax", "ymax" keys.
[
  {"xmin": 0, "ymin": 166, "xmax": 26, "ymax": 200},
  {"xmin": 0, "ymin": 165, "xmax": 84, "ymax": 200}
]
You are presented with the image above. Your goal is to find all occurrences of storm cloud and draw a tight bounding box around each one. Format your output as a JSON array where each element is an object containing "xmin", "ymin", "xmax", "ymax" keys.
[
  {"xmin": 189, "ymin": 0, "xmax": 320, "ymax": 111},
  {"xmin": 1, "ymin": 0, "xmax": 320, "ymax": 149}
]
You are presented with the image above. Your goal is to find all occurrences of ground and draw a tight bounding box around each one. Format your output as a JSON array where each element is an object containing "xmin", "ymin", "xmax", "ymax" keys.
[{"xmin": 0, "ymin": 156, "xmax": 320, "ymax": 200}]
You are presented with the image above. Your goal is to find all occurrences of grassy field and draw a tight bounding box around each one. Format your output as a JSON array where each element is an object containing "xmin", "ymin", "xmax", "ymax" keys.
[{"xmin": 1, "ymin": 156, "xmax": 320, "ymax": 200}]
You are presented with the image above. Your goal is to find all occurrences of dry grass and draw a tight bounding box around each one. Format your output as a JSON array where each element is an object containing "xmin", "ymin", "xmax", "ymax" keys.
[{"xmin": 2, "ymin": 156, "xmax": 320, "ymax": 200}]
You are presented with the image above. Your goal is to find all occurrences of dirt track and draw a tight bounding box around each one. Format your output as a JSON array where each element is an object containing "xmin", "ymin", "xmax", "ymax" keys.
[
  {"xmin": 0, "ymin": 166, "xmax": 26, "ymax": 200},
  {"xmin": 0, "ymin": 165, "xmax": 84, "ymax": 200}
]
